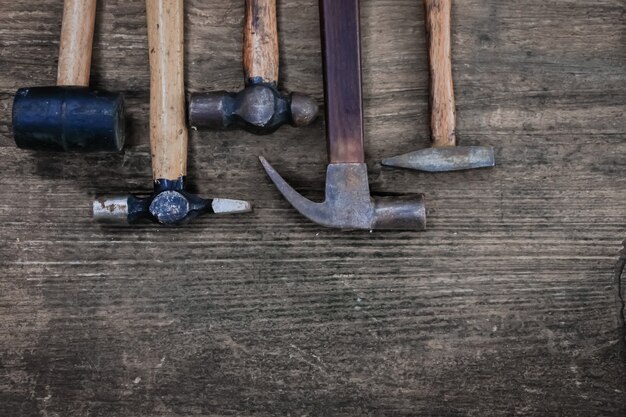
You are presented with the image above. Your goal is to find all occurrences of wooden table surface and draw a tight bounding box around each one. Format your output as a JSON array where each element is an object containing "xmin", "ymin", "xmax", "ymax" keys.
[{"xmin": 1, "ymin": 1, "xmax": 625, "ymax": 416}]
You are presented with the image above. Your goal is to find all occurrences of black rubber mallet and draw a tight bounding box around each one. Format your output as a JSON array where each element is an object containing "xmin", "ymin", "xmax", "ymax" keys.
[{"xmin": 12, "ymin": 0, "xmax": 124, "ymax": 152}]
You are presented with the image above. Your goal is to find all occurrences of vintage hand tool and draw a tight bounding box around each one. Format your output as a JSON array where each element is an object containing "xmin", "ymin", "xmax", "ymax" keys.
[
  {"xmin": 93, "ymin": 0, "xmax": 251, "ymax": 225},
  {"xmin": 259, "ymin": 0, "xmax": 425, "ymax": 230},
  {"xmin": 12, "ymin": 0, "xmax": 124, "ymax": 152},
  {"xmin": 188, "ymin": 0, "xmax": 319, "ymax": 135},
  {"xmin": 382, "ymin": 0, "xmax": 495, "ymax": 172}
]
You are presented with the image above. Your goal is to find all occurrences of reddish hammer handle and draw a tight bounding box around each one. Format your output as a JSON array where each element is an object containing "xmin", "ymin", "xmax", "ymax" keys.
[
  {"xmin": 57, "ymin": 0, "xmax": 97, "ymax": 87},
  {"xmin": 425, "ymin": 0, "xmax": 457, "ymax": 147},
  {"xmin": 320, "ymin": 0, "xmax": 365, "ymax": 164},
  {"xmin": 243, "ymin": 0, "xmax": 279, "ymax": 85}
]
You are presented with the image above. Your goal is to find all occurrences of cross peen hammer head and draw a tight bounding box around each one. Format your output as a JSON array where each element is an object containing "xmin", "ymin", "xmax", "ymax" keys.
[
  {"xmin": 93, "ymin": 179, "xmax": 251, "ymax": 225},
  {"xmin": 381, "ymin": 146, "xmax": 495, "ymax": 173},
  {"xmin": 260, "ymin": 157, "xmax": 426, "ymax": 230}
]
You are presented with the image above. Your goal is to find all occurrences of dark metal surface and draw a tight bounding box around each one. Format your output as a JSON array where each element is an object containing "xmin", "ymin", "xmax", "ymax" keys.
[
  {"xmin": 382, "ymin": 146, "xmax": 496, "ymax": 172},
  {"xmin": 12, "ymin": 86, "xmax": 125, "ymax": 152},
  {"xmin": 260, "ymin": 158, "xmax": 425, "ymax": 230},
  {"xmin": 93, "ymin": 177, "xmax": 252, "ymax": 225},
  {"xmin": 188, "ymin": 81, "xmax": 318, "ymax": 135}
]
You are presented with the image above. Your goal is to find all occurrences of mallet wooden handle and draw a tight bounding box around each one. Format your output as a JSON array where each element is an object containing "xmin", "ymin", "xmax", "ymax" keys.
[
  {"xmin": 146, "ymin": 0, "xmax": 187, "ymax": 181},
  {"xmin": 425, "ymin": 0, "xmax": 457, "ymax": 147},
  {"xmin": 57, "ymin": 0, "xmax": 97, "ymax": 87},
  {"xmin": 243, "ymin": 0, "xmax": 279, "ymax": 85}
]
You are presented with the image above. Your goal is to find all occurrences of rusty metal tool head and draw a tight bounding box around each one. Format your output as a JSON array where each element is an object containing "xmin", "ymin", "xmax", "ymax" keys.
[
  {"xmin": 259, "ymin": 0, "xmax": 425, "ymax": 230},
  {"xmin": 93, "ymin": 0, "xmax": 251, "ymax": 225},
  {"xmin": 12, "ymin": 0, "xmax": 124, "ymax": 152},
  {"xmin": 188, "ymin": 0, "xmax": 319, "ymax": 135},
  {"xmin": 382, "ymin": 0, "xmax": 494, "ymax": 172}
]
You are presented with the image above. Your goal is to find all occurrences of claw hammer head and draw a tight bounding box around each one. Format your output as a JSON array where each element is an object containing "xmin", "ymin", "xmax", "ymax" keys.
[{"xmin": 260, "ymin": 159, "xmax": 425, "ymax": 231}]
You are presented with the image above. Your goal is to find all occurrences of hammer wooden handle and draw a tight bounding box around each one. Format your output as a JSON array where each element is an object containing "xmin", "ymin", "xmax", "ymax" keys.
[
  {"xmin": 243, "ymin": 0, "xmax": 279, "ymax": 85},
  {"xmin": 146, "ymin": 0, "xmax": 187, "ymax": 181},
  {"xmin": 57, "ymin": 0, "xmax": 97, "ymax": 87},
  {"xmin": 425, "ymin": 0, "xmax": 457, "ymax": 147}
]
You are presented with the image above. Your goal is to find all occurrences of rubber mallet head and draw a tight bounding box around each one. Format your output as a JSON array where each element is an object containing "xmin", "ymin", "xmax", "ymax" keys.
[
  {"xmin": 260, "ymin": 0, "xmax": 425, "ymax": 231},
  {"xmin": 94, "ymin": 0, "xmax": 251, "ymax": 225},
  {"xmin": 12, "ymin": 0, "xmax": 125, "ymax": 152},
  {"xmin": 382, "ymin": 0, "xmax": 494, "ymax": 173},
  {"xmin": 188, "ymin": 0, "xmax": 318, "ymax": 135},
  {"xmin": 13, "ymin": 87, "xmax": 124, "ymax": 152}
]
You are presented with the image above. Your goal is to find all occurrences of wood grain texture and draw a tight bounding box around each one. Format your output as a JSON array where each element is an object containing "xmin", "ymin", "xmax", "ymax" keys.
[
  {"xmin": 0, "ymin": 0, "xmax": 625, "ymax": 416},
  {"xmin": 57, "ymin": 0, "xmax": 97, "ymax": 86},
  {"xmin": 146, "ymin": 0, "xmax": 187, "ymax": 180},
  {"xmin": 243, "ymin": 0, "xmax": 280, "ymax": 85},
  {"xmin": 425, "ymin": 0, "xmax": 457, "ymax": 147}
]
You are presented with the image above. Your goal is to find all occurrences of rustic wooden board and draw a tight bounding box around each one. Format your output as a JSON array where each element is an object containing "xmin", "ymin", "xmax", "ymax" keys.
[{"xmin": 1, "ymin": 0, "xmax": 625, "ymax": 416}]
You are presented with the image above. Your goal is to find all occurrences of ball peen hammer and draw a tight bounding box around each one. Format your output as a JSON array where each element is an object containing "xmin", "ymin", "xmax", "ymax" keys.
[
  {"xmin": 93, "ymin": 0, "xmax": 251, "ymax": 225},
  {"xmin": 188, "ymin": 0, "xmax": 319, "ymax": 135},
  {"xmin": 12, "ymin": 0, "xmax": 125, "ymax": 152},
  {"xmin": 382, "ymin": 0, "xmax": 495, "ymax": 172},
  {"xmin": 259, "ymin": 0, "xmax": 425, "ymax": 230}
]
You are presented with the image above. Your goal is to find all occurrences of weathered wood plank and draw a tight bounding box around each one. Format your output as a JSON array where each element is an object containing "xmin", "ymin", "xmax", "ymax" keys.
[{"xmin": 0, "ymin": 0, "xmax": 625, "ymax": 416}]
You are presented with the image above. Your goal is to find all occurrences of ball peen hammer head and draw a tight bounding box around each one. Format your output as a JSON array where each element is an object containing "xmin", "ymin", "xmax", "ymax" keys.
[
  {"xmin": 260, "ymin": 157, "xmax": 425, "ymax": 230},
  {"xmin": 189, "ymin": 83, "xmax": 319, "ymax": 135},
  {"xmin": 12, "ymin": 86, "xmax": 125, "ymax": 152},
  {"xmin": 93, "ymin": 179, "xmax": 252, "ymax": 225},
  {"xmin": 381, "ymin": 146, "xmax": 495, "ymax": 173}
]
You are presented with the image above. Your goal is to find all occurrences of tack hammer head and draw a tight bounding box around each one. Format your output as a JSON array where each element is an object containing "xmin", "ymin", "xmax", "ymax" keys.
[
  {"xmin": 260, "ymin": 157, "xmax": 425, "ymax": 230},
  {"xmin": 382, "ymin": 146, "xmax": 495, "ymax": 173}
]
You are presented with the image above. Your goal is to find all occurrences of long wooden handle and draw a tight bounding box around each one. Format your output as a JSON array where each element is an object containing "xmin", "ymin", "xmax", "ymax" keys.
[
  {"xmin": 57, "ymin": 0, "xmax": 97, "ymax": 86},
  {"xmin": 320, "ymin": 0, "xmax": 365, "ymax": 164},
  {"xmin": 243, "ymin": 0, "xmax": 279, "ymax": 85},
  {"xmin": 425, "ymin": 0, "xmax": 457, "ymax": 147},
  {"xmin": 146, "ymin": 0, "xmax": 187, "ymax": 181}
]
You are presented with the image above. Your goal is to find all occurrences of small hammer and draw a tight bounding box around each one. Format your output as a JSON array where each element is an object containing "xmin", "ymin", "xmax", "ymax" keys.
[
  {"xmin": 260, "ymin": 0, "xmax": 426, "ymax": 230},
  {"xmin": 188, "ymin": 0, "xmax": 319, "ymax": 135},
  {"xmin": 12, "ymin": 0, "xmax": 125, "ymax": 152},
  {"xmin": 382, "ymin": 0, "xmax": 495, "ymax": 172},
  {"xmin": 93, "ymin": 0, "xmax": 251, "ymax": 225}
]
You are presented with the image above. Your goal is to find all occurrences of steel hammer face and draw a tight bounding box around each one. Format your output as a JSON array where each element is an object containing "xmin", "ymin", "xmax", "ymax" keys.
[
  {"xmin": 13, "ymin": 86, "xmax": 124, "ymax": 152},
  {"xmin": 260, "ymin": 158, "xmax": 425, "ymax": 230}
]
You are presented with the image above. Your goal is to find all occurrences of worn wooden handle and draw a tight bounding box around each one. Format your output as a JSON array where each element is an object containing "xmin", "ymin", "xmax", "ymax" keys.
[
  {"xmin": 146, "ymin": 0, "xmax": 187, "ymax": 181},
  {"xmin": 243, "ymin": 0, "xmax": 279, "ymax": 85},
  {"xmin": 57, "ymin": 0, "xmax": 97, "ymax": 86},
  {"xmin": 425, "ymin": 0, "xmax": 457, "ymax": 147}
]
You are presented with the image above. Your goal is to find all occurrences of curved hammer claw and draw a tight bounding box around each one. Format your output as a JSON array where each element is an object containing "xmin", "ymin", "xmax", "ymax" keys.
[{"xmin": 259, "ymin": 157, "xmax": 426, "ymax": 230}]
